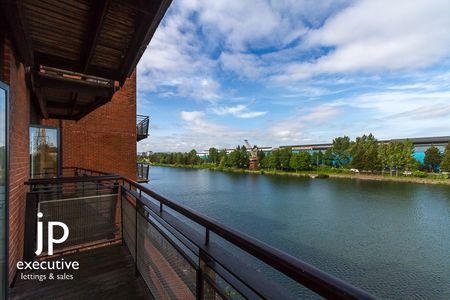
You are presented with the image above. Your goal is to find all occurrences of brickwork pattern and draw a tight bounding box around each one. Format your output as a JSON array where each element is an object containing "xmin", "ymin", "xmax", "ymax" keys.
[{"xmin": 4, "ymin": 37, "xmax": 30, "ymax": 284}]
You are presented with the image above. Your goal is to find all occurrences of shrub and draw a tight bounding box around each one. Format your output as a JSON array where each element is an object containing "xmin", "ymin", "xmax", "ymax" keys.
[
  {"xmin": 436, "ymin": 173, "xmax": 449, "ymax": 180},
  {"xmin": 413, "ymin": 170, "xmax": 426, "ymax": 178}
]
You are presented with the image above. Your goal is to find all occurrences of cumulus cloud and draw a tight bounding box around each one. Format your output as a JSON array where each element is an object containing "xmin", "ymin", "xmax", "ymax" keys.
[
  {"xmin": 276, "ymin": 0, "xmax": 450, "ymax": 80},
  {"xmin": 137, "ymin": 0, "xmax": 450, "ymax": 152}
]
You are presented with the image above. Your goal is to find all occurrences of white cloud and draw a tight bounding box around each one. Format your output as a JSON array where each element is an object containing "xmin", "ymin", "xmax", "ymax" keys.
[
  {"xmin": 180, "ymin": 111, "xmax": 205, "ymax": 122},
  {"xmin": 211, "ymin": 104, "xmax": 267, "ymax": 119},
  {"xmin": 137, "ymin": 0, "xmax": 450, "ymax": 152},
  {"xmin": 276, "ymin": 0, "xmax": 450, "ymax": 81}
]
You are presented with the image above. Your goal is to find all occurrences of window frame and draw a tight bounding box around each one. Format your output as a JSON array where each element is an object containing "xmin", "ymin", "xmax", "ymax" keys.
[{"xmin": 0, "ymin": 80, "xmax": 9, "ymax": 299}]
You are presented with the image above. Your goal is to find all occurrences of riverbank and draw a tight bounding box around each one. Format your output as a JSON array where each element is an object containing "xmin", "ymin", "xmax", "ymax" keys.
[{"xmin": 144, "ymin": 163, "xmax": 450, "ymax": 186}]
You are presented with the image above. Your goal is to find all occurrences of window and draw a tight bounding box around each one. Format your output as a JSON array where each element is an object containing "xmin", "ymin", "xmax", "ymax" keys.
[
  {"xmin": 0, "ymin": 81, "xmax": 8, "ymax": 300},
  {"xmin": 29, "ymin": 126, "xmax": 60, "ymax": 178}
]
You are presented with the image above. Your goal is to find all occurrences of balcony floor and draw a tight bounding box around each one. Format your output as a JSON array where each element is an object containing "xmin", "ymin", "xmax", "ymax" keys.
[{"xmin": 9, "ymin": 245, "xmax": 153, "ymax": 300}]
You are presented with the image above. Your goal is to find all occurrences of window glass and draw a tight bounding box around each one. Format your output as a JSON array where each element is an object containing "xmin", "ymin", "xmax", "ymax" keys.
[
  {"xmin": 0, "ymin": 86, "xmax": 7, "ymax": 299},
  {"xmin": 29, "ymin": 127, "xmax": 59, "ymax": 178}
]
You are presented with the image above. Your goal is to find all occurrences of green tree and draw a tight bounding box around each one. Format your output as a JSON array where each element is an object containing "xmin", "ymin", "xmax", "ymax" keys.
[
  {"xmin": 208, "ymin": 147, "xmax": 219, "ymax": 164},
  {"xmin": 257, "ymin": 150, "xmax": 266, "ymax": 162},
  {"xmin": 323, "ymin": 148, "xmax": 334, "ymax": 166},
  {"xmin": 226, "ymin": 146, "xmax": 249, "ymax": 169},
  {"xmin": 289, "ymin": 152, "xmax": 311, "ymax": 171},
  {"xmin": 350, "ymin": 134, "xmax": 379, "ymax": 172},
  {"xmin": 279, "ymin": 147, "xmax": 292, "ymax": 170},
  {"xmin": 310, "ymin": 151, "xmax": 323, "ymax": 168},
  {"xmin": 378, "ymin": 143, "xmax": 389, "ymax": 175},
  {"xmin": 401, "ymin": 140, "xmax": 416, "ymax": 171},
  {"xmin": 424, "ymin": 145, "xmax": 442, "ymax": 172},
  {"xmin": 187, "ymin": 149, "xmax": 199, "ymax": 165},
  {"xmin": 441, "ymin": 142, "xmax": 450, "ymax": 172},
  {"xmin": 386, "ymin": 142, "xmax": 403, "ymax": 176},
  {"xmin": 267, "ymin": 150, "xmax": 281, "ymax": 170},
  {"xmin": 332, "ymin": 136, "xmax": 352, "ymax": 167}
]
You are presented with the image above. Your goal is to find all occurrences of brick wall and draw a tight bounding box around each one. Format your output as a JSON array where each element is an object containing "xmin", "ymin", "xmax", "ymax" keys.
[
  {"xmin": 3, "ymin": 36, "xmax": 137, "ymax": 285},
  {"xmin": 43, "ymin": 71, "xmax": 137, "ymax": 179},
  {"xmin": 3, "ymin": 37, "xmax": 30, "ymax": 284}
]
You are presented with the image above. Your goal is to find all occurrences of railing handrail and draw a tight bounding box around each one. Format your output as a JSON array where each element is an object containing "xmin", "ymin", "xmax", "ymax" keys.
[
  {"xmin": 136, "ymin": 115, "xmax": 149, "ymax": 125},
  {"xmin": 25, "ymin": 175, "xmax": 120, "ymax": 185},
  {"xmin": 122, "ymin": 176, "xmax": 376, "ymax": 299},
  {"xmin": 26, "ymin": 167, "xmax": 377, "ymax": 299}
]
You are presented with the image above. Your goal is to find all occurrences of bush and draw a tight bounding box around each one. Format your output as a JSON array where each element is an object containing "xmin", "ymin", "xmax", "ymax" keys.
[
  {"xmin": 413, "ymin": 170, "xmax": 426, "ymax": 178},
  {"xmin": 437, "ymin": 173, "xmax": 449, "ymax": 180}
]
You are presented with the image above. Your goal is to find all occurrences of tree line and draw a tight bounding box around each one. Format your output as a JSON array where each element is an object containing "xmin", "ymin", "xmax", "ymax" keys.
[{"xmin": 139, "ymin": 134, "xmax": 450, "ymax": 175}]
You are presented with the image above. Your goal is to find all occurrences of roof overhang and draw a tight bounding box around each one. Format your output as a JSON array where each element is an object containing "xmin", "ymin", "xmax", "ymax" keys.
[{"xmin": 1, "ymin": 0, "xmax": 171, "ymax": 120}]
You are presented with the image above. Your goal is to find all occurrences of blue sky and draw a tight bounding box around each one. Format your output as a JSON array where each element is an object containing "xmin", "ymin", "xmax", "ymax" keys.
[{"xmin": 137, "ymin": 0, "xmax": 450, "ymax": 152}]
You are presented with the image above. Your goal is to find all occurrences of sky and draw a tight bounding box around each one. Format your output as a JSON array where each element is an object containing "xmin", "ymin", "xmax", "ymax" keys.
[{"xmin": 136, "ymin": 0, "xmax": 450, "ymax": 152}]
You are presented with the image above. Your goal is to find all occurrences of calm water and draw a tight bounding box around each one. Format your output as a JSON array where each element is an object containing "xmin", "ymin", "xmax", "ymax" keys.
[{"xmin": 146, "ymin": 166, "xmax": 450, "ymax": 299}]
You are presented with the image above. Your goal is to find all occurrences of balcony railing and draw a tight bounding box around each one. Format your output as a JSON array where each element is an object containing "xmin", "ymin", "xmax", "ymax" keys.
[
  {"xmin": 136, "ymin": 115, "xmax": 149, "ymax": 141},
  {"xmin": 20, "ymin": 167, "xmax": 377, "ymax": 300},
  {"xmin": 137, "ymin": 163, "xmax": 150, "ymax": 183}
]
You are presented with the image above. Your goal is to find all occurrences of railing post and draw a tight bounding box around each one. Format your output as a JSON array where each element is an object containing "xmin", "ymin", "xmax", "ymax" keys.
[
  {"xmin": 120, "ymin": 185, "xmax": 124, "ymax": 246},
  {"xmin": 135, "ymin": 199, "xmax": 139, "ymax": 276},
  {"xmin": 197, "ymin": 249, "xmax": 209, "ymax": 300},
  {"xmin": 23, "ymin": 192, "xmax": 38, "ymax": 261}
]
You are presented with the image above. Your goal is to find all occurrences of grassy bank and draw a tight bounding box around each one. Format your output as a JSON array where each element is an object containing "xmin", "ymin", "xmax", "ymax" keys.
[{"xmin": 145, "ymin": 163, "xmax": 450, "ymax": 186}]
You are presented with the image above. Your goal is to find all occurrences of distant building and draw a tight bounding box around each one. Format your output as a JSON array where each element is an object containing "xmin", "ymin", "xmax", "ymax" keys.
[{"xmin": 280, "ymin": 136, "xmax": 450, "ymax": 164}]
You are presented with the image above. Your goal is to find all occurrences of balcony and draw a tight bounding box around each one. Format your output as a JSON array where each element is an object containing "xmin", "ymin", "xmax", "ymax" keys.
[
  {"xmin": 137, "ymin": 115, "xmax": 150, "ymax": 141},
  {"xmin": 10, "ymin": 167, "xmax": 376, "ymax": 299},
  {"xmin": 137, "ymin": 163, "xmax": 150, "ymax": 183}
]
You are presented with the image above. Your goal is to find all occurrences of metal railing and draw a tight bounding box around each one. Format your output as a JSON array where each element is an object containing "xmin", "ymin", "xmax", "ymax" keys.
[
  {"xmin": 136, "ymin": 115, "xmax": 149, "ymax": 141},
  {"xmin": 23, "ymin": 167, "xmax": 377, "ymax": 299},
  {"xmin": 137, "ymin": 163, "xmax": 150, "ymax": 182}
]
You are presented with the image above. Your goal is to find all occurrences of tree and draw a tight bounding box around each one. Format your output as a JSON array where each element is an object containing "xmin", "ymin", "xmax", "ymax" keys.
[
  {"xmin": 378, "ymin": 143, "xmax": 389, "ymax": 175},
  {"xmin": 400, "ymin": 140, "xmax": 416, "ymax": 171},
  {"xmin": 226, "ymin": 146, "xmax": 249, "ymax": 169},
  {"xmin": 441, "ymin": 142, "xmax": 450, "ymax": 172},
  {"xmin": 386, "ymin": 141, "xmax": 403, "ymax": 176},
  {"xmin": 279, "ymin": 147, "xmax": 292, "ymax": 171},
  {"xmin": 257, "ymin": 149, "xmax": 266, "ymax": 162},
  {"xmin": 350, "ymin": 134, "xmax": 379, "ymax": 172},
  {"xmin": 208, "ymin": 147, "xmax": 219, "ymax": 165},
  {"xmin": 289, "ymin": 152, "xmax": 311, "ymax": 171},
  {"xmin": 332, "ymin": 136, "xmax": 352, "ymax": 167},
  {"xmin": 187, "ymin": 149, "xmax": 199, "ymax": 165},
  {"xmin": 323, "ymin": 148, "xmax": 334, "ymax": 166},
  {"xmin": 311, "ymin": 151, "xmax": 323, "ymax": 168},
  {"xmin": 267, "ymin": 150, "xmax": 281, "ymax": 170},
  {"xmin": 424, "ymin": 145, "xmax": 442, "ymax": 172}
]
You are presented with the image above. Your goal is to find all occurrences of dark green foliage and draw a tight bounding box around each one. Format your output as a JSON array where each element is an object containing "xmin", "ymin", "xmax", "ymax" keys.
[
  {"xmin": 208, "ymin": 147, "xmax": 219, "ymax": 165},
  {"xmin": 310, "ymin": 151, "xmax": 323, "ymax": 168},
  {"xmin": 440, "ymin": 142, "xmax": 450, "ymax": 172},
  {"xmin": 279, "ymin": 147, "xmax": 292, "ymax": 171},
  {"xmin": 350, "ymin": 133, "xmax": 379, "ymax": 171},
  {"xmin": 413, "ymin": 170, "xmax": 426, "ymax": 178},
  {"xmin": 424, "ymin": 145, "xmax": 442, "ymax": 172},
  {"xmin": 140, "ymin": 134, "xmax": 446, "ymax": 177},
  {"xmin": 323, "ymin": 148, "xmax": 334, "ymax": 166},
  {"xmin": 332, "ymin": 136, "xmax": 352, "ymax": 167},
  {"xmin": 289, "ymin": 152, "xmax": 311, "ymax": 171}
]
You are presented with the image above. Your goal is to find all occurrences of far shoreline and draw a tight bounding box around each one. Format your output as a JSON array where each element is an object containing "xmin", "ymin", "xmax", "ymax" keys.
[{"xmin": 145, "ymin": 163, "xmax": 450, "ymax": 186}]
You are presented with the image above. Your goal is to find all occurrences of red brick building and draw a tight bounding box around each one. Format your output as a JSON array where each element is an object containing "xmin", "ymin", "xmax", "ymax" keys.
[{"xmin": 0, "ymin": 1, "xmax": 170, "ymax": 298}]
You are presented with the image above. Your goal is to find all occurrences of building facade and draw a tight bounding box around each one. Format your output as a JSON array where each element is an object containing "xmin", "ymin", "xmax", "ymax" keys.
[{"xmin": 0, "ymin": 1, "xmax": 169, "ymax": 297}]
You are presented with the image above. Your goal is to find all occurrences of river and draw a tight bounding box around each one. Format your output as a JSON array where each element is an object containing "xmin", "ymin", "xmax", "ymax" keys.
[{"xmin": 145, "ymin": 166, "xmax": 450, "ymax": 299}]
